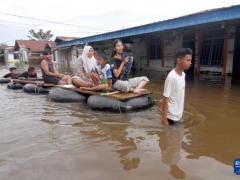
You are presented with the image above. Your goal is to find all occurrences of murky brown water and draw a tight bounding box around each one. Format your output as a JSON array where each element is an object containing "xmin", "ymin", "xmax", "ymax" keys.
[{"xmin": 0, "ymin": 62, "xmax": 240, "ymax": 180}]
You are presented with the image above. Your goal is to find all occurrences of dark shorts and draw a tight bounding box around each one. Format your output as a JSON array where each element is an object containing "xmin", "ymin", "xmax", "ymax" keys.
[
  {"xmin": 43, "ymin": 76, "xmax": 61, "ymax": 85},
  {"xmin": 167, "ymin": 118, "xmax": 181, "ymax": 126}
]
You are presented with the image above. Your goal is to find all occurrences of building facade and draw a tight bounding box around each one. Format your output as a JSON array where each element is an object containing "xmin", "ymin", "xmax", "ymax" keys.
[{"xmin": 55, "ymin": 5, "xmax": 240, "ymax": 77}]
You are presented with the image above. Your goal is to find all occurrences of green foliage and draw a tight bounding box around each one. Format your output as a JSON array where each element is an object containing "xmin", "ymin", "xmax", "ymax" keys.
[
  {"xmin": 27, "ymin": 29, "xmax": 54, "ymax": 41},
  {"xmin": 104, "ymin": 47, "xmax": 112, "ymax": 63},
  {"xmin": 14, "ymin": 61, "xmax": 28, "ymax": 66}
]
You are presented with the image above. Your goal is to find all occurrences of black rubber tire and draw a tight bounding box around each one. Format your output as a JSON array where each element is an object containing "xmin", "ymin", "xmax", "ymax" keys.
[
  {"xmin": 7, "ymin": 82, "xmax": 24, "ymax": 89},
  {"xmin": 49, "ymin": 88, "xmax": 87, "ymax": 102},
  {"xmin": 23, "ymin": 84, "xmax": 52, "ymax": 94},
  {"xmin": 0, "ymin": 78, "xmax": 9, "ymax": 83},
  {"xmin": 87, "ymin": 95, "xmax": 155, "ymax": 112}
]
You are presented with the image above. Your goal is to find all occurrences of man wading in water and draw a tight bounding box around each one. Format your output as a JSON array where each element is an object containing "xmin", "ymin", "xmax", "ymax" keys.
[{"xmin": 160, "ymin": 48, "xmax": 192, "ymax": 125}]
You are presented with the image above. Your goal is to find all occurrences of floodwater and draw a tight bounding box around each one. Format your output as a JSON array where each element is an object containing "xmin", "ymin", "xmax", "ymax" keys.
[{"xmin": 0, "ymin": 62, "xmax": 240, "ymax": 180}]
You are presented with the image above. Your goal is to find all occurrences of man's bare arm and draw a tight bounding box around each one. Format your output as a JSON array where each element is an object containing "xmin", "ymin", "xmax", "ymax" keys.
[{"xmin": 41, "ymin": 61, "xmax": 62, "ymax": 77}]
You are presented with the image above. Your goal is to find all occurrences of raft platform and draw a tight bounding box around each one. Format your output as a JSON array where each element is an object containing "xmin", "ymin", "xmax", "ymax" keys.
[
  {"xmin": 1, "ymin": 78, "xmax": 54, "ymax": 86},
  {"xmin": 55, "ymin": 85, "xmax": 153, "ymax": 101}
]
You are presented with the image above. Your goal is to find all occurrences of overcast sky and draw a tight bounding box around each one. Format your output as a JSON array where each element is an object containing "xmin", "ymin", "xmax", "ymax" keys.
[{"xmin": 0, "ymin": 0, "xmax": 239, "ymax": 45}]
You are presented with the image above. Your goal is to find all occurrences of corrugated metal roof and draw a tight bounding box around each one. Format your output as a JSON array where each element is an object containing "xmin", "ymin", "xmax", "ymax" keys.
[
  {"xmin": 56, "ymin": 4, "xmax": 240, "ymax": 48},
  {"xmin": 55, "ymin": 36, "xmax": 80, "ymax": 43},
  {"xmin": 55, "ymin": 36, "xmax": 80, "ymax": 41},
  {"xmin": 47, "ymin": 41, "xmax": 56, "ymax": 48}
]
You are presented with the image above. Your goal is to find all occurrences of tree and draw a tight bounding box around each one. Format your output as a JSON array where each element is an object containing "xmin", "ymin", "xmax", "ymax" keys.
[{"xmin": 27, "ymin": 29, "xmax": 54, "ymax": 41}]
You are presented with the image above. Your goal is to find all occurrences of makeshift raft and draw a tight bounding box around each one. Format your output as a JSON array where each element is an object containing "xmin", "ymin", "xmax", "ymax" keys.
[
  {"xmin": 0, "ymin": 78, "xmax": 54, "ymax": 86},
  {"xmin": 55, "ymin": 85, "xmax": 153, "ymax": 101},
  {"xmin": 52, "ymin": 85, "xmax": 155, "ymax": 112}
]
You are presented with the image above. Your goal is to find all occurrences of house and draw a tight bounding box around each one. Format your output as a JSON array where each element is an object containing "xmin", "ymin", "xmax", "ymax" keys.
[
  {"xmin": 54, "ymin": 36, "xmax": 81, "ymax": 66},
  {"xmin": 55, "ymin": 4, "xmax": 240, "ymax": 77},
  {"xmin": 14, "ymin": 40, "xmax": 56, "ymax": 63},
  {"xmin": 45, "ymin": 41, "xmax": 56, "ymax": 50},
  {"xmin": 1, "ymin": 46, "xmax": 15, "ymax": 62}
]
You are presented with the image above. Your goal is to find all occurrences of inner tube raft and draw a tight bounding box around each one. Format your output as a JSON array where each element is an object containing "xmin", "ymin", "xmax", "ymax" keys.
[
  {"xmin": 87, "ymin": 95, "xmax": 155, "ymax": 112},
  {"xmin": 23, "ymin": 84, "xmax": 53, "ymax": 94},
  {"xmin": 0, "ymin": 78, "xmax": 10, "ymax": 83},
  {"xmin": 49, "ymin": 87, "xmax": 87, "ymax": 103},
  {"xmin": 7, "ymin": 82, "xmax": 24, "ymax": 89}
]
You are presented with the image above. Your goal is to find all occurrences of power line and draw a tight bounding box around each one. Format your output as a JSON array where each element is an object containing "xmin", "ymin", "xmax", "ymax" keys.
[
  {"xmin": 0, "ymin": 24, "xmax": 29, "ymax": 32},
  {"xmin": 0, "ymin": 23, "xmax": 102, "ymax": 33},
  {"xmin": 0, "ymin": 20, "xmax": 102, "ymax": 32},
  {"xmin": 0, "ymin": 24, "xmax": 100, "ymax": 34},
  {"xmin": 108, "ymin": 0, "xmax": 145, "ymax": 23},
  {"xmin": 0, "ymin": 12, "xmax": 111, "ymax": 31}
]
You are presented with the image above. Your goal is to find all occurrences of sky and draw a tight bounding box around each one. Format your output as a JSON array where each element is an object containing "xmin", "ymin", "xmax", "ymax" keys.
[{"xmin": 0, "ymin": 0, "xmax": 240, "ymax": 45}]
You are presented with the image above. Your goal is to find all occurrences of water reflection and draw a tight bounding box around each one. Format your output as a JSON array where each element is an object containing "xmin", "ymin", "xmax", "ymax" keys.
[
  {"xmin": 1, "ymin": 62, "xmax": 240, "ymax": 179},
  {"xmin": 159, "ymin": 127, "xmax": 185, "ymax": 179}
]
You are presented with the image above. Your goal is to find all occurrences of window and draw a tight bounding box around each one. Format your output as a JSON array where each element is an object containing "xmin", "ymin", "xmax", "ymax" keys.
[
  {"xmin": 199, "ymin": 30, "xmax": 224, "ymax": 67},
  {"xmin": 150, "ymin": 38, "xmax": 161, "ymax": 60}
]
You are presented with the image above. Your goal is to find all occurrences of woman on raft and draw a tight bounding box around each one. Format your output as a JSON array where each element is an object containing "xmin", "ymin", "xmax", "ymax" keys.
[
  {"xmin": 72, "ymin": 46, "xmax": 97, "ymax": 87},
  {"xmin": 110, "ymin": 39, "xmax": 149, "ymax": 94}
]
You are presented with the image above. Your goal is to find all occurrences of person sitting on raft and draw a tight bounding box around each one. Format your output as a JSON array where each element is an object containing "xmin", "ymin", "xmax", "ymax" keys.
[
  {"xmin": 72, "ymin": 46, "xmax": 97, "ymax": 88},
  {"xmin": 114, "ymin": 43, "xmax": 133, "ymax": 78},
  {"xmin": 80, "ymin": 53, "xmax": 112, "ymax": 91},
  {"xmin": 2, "ymin": 67, "xmax": 19, "ymax": 79},
  {"xmin": 41, "ymin": 49, "xmax": 71, "ymax": 85},
  {"xmin": 17, "ymin": 66, "xmax": 37, "ymax": 79},
  {"xmin": 110, "ymin": 39, "xmax": 149, "ymax": 94}
]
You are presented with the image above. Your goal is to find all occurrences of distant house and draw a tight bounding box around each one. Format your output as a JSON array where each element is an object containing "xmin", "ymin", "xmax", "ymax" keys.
[
  {"xmin": 14, "ymin": 40, "xmax": 56, "ymax": 63},
  {"xmin": 1, "ymin": 46, "xmax": 15, "ymax": 62},
  {"xmin": 45, "ymin": 41, "xmax": 56, "ymax": 50},
  {"xmin": 54, "ymin": 36, "xmax": 81, "ymax": 65}
]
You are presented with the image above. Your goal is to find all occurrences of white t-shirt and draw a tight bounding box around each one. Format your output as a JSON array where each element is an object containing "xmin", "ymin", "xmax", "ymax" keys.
[{"xmin": 163, "ymin": 69, "xmax": 185, "ymax": 121}]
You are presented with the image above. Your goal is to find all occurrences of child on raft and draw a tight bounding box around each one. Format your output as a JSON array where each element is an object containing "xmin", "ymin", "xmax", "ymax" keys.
[
  {"xmin": 80, "ymin": 53, "xmax": 112, "ymax": 91},
  {"xmin": 2, "ymin": 67, "xmax": 19, "ymax": 79}
]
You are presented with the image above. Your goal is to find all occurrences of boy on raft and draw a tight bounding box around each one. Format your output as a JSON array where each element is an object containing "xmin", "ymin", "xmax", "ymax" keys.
[
  {"xmin": 80, "ymin": 53, "xmax": 112, "ymax": 91},
  {"xmin": 2, "ymin": 67, "xmax": 19, "ymax": 79}
]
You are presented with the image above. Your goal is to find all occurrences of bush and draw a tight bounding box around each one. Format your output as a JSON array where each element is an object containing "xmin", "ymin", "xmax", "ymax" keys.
[{"xmin": 14, "ymin": 61, "xmax": 28, "ymax": 66}]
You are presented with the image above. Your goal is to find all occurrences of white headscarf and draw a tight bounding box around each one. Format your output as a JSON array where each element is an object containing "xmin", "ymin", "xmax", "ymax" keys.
[{"xmin": 80, "ymin": 46, "xmax": 97, "ymax": 80}]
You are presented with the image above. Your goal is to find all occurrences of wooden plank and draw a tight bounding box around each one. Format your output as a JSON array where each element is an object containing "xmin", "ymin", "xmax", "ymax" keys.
[
  {"xmin": 3, "ymin": 78, "xmax": 54, "ymax": 86},
  {"xmin": 55, "ymin": 85, "xmax": 153, "ymax": 101},
  {"xmin": 27, "ymin": 78, "xmax": 43, "ymax": 81}
]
